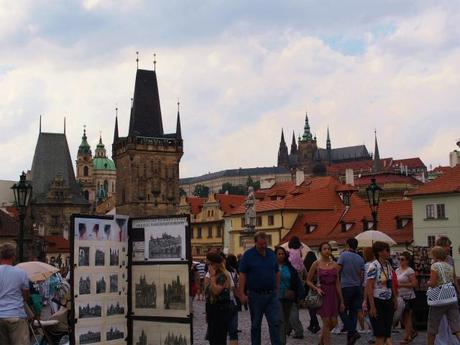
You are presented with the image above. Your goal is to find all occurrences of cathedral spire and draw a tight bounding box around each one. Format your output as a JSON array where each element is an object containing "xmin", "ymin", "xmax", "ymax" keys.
[
  {"xmin": 373, "ymin": 130, "xmax": 382, "ymax": 173},
  {"xmin": 78, "ymin": 126, "xmax": 91, "ymax": 156},
  {"xmin": 176, "ymin": 100, "xmax": 182, "ymax": 139},
  {"xmin": 302, "ymin": 112, "xmax": 313, "ymax": 141},
  {"xmin": 277, "ymin": 129, "xmax": 289, "ymax": 168},
  {"xmin": 113, "ymin": 107, "xmax": 119, "ymax": 142},
  {"xmin": 290, "ymin": 131, "xmax": 297, "ymax": 155},
  {"xmin": 326, "ymin": 126, "xmax": 332, "ymax": 164}
]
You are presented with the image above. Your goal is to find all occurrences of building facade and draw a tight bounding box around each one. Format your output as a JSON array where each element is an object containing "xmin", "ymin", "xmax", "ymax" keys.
[
  {"xmin": 409, "ymin": 165, "xmax": 460, "ymax": 268},
  {"xmin": 112, "ymin": 68, "xmax": 183, "ymax": 217}
]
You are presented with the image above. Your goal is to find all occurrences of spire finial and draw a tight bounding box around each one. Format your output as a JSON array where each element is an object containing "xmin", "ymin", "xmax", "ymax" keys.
[
  {"xmin": 177, "ymin": 98, "xmax": 180, "ymax": 113},
  {"xmin": 39, "ymin": 115, "xmax": 42, "ymax": 133},
  {"xmin": 115, "ymin": 106, "xmax": 118, "ymax": 117},
  {"xmin": 136, "ymin": 51, "xmax": 139, "ymax": 69},
  {"xmin": 153, "ymin": 53, "xmax": 156, "ymax": 71}
]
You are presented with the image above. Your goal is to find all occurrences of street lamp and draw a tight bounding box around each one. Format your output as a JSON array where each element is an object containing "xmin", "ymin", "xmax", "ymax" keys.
[
  {"xmin": 365, "ymin": 178, "xmax": 382, "ymax": 231},
  {"xmin": 11, "ymin": 171, "xmax": 32, "ymax": 262}
]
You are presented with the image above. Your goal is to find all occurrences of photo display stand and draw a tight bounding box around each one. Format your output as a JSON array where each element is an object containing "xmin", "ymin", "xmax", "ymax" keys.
[
  {"xmin": 70, "ymin": 214, "xmax": 192, "ymax": 345},
  {"xmin": 128, "ymin": 215, "xmax": 192, "ymax": 345},
  {"xmin": 70, "ymin": 214, "xmax": 129, "ymax": 345}
]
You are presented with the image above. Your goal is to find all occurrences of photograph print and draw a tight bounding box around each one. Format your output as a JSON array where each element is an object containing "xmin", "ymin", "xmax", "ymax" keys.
[
  {"xmin": 95, "ymin": 273, "xmax": 107, "ymax": 294},
  {"xmin": 133, "ymin": 321, "xmax": 190, "ymax": 345},
  {"xmin": 161, "ymin": 265, "xmax": 188, "ymax": 314},
  {"xmin": 106, "ymin": 323, "xmax": 126, "ymax": 342},
  {"xmin": 95, "ymin": 247, "xmax": 105, "ymax": 266},
  {"xmin": 78, "ymin": 274, "xmax": 91, "ymax": 295},
  {"xmin": 133, "ymin": 320, "xmax": 160, "ymax": 345},
  {"xmin": 77, "ymin": 301, "xmax": 102, "ymax": 319},
  {"xmin": 110, "ymin": 247, "xmax": 120, "ymax": 266},
  {"xmin": 78, "ymin": 327, "xmax": 102, "ymax": 345},
  {"xmin": 132, "ymin": 217, "xmax": 187, "ymax": 262},
  {"xmin": 131, "ymin": 265, "xmax": 159, "ymax": 316},
  {"xmin": 78, "ymin": 247, "xmax": 90, "ymax": 266},
  {"xmin": 109, "ymin": 273, "xmax": 118, "ymax": 293},
  {"xmin": 106, "ymin": 299, "xmax": 125, "ymax": 317}
]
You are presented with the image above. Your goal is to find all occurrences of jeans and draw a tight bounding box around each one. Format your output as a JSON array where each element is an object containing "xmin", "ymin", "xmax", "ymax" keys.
[
  {"xmin": 289, "ymin": 302, "xmax": 304, "ymax": 336},
  {"xmin": 340, "ymin": 286, "xmax": 362, "ymax": 337},
  {"xmin": 0, "ymin": 318, "xmax": 29, "ymax": 345},
  {"xmin": 228, "ymin": 304, "xmax": 239, "ymax": 341},
  {"xmin": 207, "ymin": 303, "xmax": 232, "ymax": 345},
  {"xmin": 248, "ymin": 291, "xmax": 280, "ymax": 345},
  {"xmin": 279, "ymin": 299, "xmax": 292, "ymax": 345}
]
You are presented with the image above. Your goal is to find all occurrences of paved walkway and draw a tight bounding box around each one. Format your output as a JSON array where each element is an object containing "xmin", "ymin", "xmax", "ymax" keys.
[{"xmin": 192, "ymin": 300, "xmax": 427, "ymax": 345}]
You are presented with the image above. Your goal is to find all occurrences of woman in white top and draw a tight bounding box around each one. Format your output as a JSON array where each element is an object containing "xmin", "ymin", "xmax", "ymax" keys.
[{"xmin": 396, "ymin": 251, "xmax": 418, "ymax": 344}]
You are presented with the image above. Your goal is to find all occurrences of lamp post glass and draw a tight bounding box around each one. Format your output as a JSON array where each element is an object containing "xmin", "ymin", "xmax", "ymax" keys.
[
  {"xmin": 365, "ymin": 178, "xmax": 382, "ymax": 230},
  {"xmin": 11, "ymin": 171, "xmax": 32, "ymax": 262}
]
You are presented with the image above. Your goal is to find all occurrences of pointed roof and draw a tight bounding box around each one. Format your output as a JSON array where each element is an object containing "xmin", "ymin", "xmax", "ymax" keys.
[
  {"xmin": 373, "ymin": 131, "xmax": 382, "ymax": 172},
  {"xmin": 31, "ymin": 132, "xmax": 87, "ymax": 204},
  {"xmin": 113, "ymin": 109, "xmax": 119, "ymax": 142},
  {"xmin": 95, "ymin": 134, "xmax": 106, "ymax": 158},
  {"xmin": 176, "ymin": 107, "xmax": 182, "ymax": 140},
  {"xmin": 280, "ymin": 129, "xmax": 286, "ymax": 146},
  {"xmin": 128, "ymin": 69, "xmax": 164, "ymax": 138},
  {"xmin": 302, "ymin": 112, "xmax": 313, "ymax": 141},
  {"xmin": 291, "ymin": 131, "xmax": 297, "ymax": 154},
  {"xmin": 326, "ymin": 127, "xmax": 331, "ymax": 150},
  {"xmin": 78, "ymin": 128, "xmax": 91, "ymax": 156}
]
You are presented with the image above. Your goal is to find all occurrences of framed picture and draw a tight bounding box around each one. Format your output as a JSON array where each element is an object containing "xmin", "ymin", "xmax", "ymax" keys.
[
  {"xmin": 77, "ymin": 326, "xmax": 102, "ymax": 345},
  {"xmin": 131, "ymin": 264, "xmax": 189, "ymax": 318},
  {"xmin": 77, "ymin": 301, "xmax": 103, "ymax": 319},
  {"xmin": 132, "ymin": 320, "xmax": 191, "ymax": 345},
  {"xmin": 131, "ymin": 217, "xmax": 188, "ymax": 262}
]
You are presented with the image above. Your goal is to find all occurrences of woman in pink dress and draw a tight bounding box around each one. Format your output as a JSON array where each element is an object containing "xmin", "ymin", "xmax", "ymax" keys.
[{"xmin": 307, "ymin": 242, "xmax": 345, "ymax": 345}]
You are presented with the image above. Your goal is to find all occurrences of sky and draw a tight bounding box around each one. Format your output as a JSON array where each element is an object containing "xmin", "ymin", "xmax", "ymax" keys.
[{"xmin": 1, "ymin": 0, "xmax": 459, "ymax": 181}]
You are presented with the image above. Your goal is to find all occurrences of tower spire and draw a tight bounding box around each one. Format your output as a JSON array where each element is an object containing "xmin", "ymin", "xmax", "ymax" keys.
[
  {"xmin": 302, "ymin": 111, "xmax": 313, "ymax": 141},
  {"xmin": 277, "ymin": 129, "xmax": 289, "ymax": 168},
  {"xmin": 114, "ymin": 107, "xmax": 119, "ymax": 142},
  {"xmin": 373, "ymin": 130, "xmax": 382, "ymax": 173},
  {"xmin": 176, "ymin": 100, "xmax": 182, "ymax": 140},
  {"xmin": 290, "ymin": 130, "xmax": 297, "ymax": 155},
  {"xmin": 326, "ymin": 126, "xmax": 332, "ymax": 164}
]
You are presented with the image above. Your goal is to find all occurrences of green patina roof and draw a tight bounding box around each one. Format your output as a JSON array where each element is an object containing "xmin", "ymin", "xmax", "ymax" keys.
[{"xmin": 93, "ymin": 157, "xmax": 116, "ymax": 171}]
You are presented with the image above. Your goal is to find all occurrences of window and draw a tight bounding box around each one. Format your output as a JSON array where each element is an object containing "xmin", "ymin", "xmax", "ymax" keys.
[
  {"xmin": 396, "ymin": 218, "xmax": 410, "ymax": 229},
  {"xmin": 304, "ymin": 224, "xmax": 317, "ymax": 234},
  {"xmin": 191, "ymin": 228, "xmax": 194, "ymax": 239},
  {"xmin": 341, "ymin": 222, "xmax": 353, "ymax": 232},
  {"xmin": 256, "ymin": 216, "xmax": 262, "ymax": 227},
  {"xmin": 112, "ymin": 182, "xmax": 115, "ymax": 193},
  {"xmin": 207, "ymin": 226, "xmax": 212, "ymax": 238},
  {"xmin": 426, "ymin": 204, "xmax": 435, "ymax": 219},
  {"xmin": 241, "ymin": 217, "xmax": 245, "ymax": 227},
  {"xmin": 52, "ymin": 216, "xmax": 59, "ymax": 227},
  {"xmin": 83, "ymin": 190, "xmax": 89, "ymax": 200},
  {"xmin": 216, "ymin": 226, "xmax": 222, "ymax": 238},
  {"xmin": 83, "ymin": 166, "xmax": 89, "ymax": 176},
  {"xmin": 437, "ymin": 204, "xmax": 446, "ymax": 218},
  {"xmin": 197, "ymin": 227, "xmax": 202, "ymax": 239},
  {"xmin": 268, "ymin": 215, "xmax": 274, "ymax": 226},
  {"xmin": 428, "ymin": 235, "xmax": 436, "ymax": 247}
]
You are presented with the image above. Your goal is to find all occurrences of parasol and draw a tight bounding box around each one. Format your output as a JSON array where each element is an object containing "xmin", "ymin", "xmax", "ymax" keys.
[
  {"xmin": 355, "ymin": 230, "xmax": 397, "ymax": 247},
  {"xmin": 16, "ymin": 261, "xmax": 59, "ymax": 282}
]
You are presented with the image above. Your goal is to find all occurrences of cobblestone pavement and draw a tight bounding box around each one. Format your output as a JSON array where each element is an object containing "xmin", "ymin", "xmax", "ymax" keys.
[{"xmin": 192, "ymin": 300, "xmax": 427, "ymax": 345}]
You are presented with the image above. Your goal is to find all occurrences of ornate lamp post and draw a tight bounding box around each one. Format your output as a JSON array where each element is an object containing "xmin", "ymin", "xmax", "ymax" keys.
[
  {"xmin": 365, "ymin": 178, "xmax": 382, "ymax": 231},
  {"xmin": 11, "ymin": 171, "xmax": 33, "ymax": 262}
]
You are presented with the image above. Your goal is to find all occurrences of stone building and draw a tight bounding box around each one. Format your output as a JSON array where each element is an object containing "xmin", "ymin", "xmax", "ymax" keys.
[
  {"xmin": 76, "ymin": 129, "xmax": 116, "ymax": 209},
  {"xmin": 112, "ymin": 67, "xmax": 183, "ymax": 217},
  {"xmin": 29, "ymin": 129, "xmax": 90, "ymax": 238}
]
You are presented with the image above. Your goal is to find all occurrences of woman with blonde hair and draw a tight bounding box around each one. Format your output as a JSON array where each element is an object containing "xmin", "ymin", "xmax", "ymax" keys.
[{"xmin": 427, "ymin": 246, "xmax": 460, "ymax": 345}]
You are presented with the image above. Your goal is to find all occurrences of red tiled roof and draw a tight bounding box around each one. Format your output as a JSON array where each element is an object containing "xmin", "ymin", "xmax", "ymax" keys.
[
  {"xmin": 354, "ymin": 173, "xmax": 423, "ymax": 187},
  {"xmin": 409, "ymin": 165, "xmax": 460, "ymax": 196},
  {"xmin": 283, "ymin": 199, "xmax": 413, "ymax": 247},
  {"xmin": 0, "ymin": 207, "xmax": 19, "ymax": 237},
  {"xmin": 431, "ymin": 166, "xmax": 452, "ymax": 174},
  {"xmin": 392, "ymin": 157, "xmax": 426, "ymax": 169},
  {"xmin": 186, "ymin": 197, "xmax": 207, "ymax": 215},
  {"xmin": 215, "ymin": 194, "xmax": 246, "ymax": 216},
  {"xmin": 327, "ymin": 157, "xmax": 426, "ymax": 176},
  {"xmin": 43, "ymin": 236, "xmax": 69, "ymax": 253}
]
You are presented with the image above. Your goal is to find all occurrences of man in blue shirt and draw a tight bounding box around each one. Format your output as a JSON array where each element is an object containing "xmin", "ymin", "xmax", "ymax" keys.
[
  {"xmin": 338, "ymin": 238, "xmax": 365, "ymax": 345},
  {"xmin": 0, "ymin": 243, "xmax": 30, "ymax": 345},
  {"xmin": 239, "ymin": 231, "xmax": 280, "ymax": 345}
]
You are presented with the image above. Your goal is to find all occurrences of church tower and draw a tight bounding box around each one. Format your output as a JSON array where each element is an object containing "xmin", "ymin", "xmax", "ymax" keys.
[
  {"xmin": 76, "ymin": 127, "xmax": 95, "ymax": 201},
  {"xmin": 297, "ymin": 112, "xmax": 318, "ymax": 175},
  {"xmin": 112, "ymin": 67, "xmax": 183, "ymax": 217},
  {"xmin": 277, "ymin": 129, "xmax": 289, "ymax": 168}
]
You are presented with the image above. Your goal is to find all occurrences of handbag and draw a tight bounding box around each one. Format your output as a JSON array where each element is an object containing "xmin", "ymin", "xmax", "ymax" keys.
[
  {"xmin": 305, "ymin": 267, "xmax": 323, "ymax": 309},
  {"xmin": 427, "ymin": 263, "xmax": 458, "ymax": 306}
]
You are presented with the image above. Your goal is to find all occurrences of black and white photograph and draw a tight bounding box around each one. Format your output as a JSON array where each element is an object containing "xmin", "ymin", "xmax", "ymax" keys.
[
  {"xmin": 104, "ymin": 223, "xmax": 112, "ymax": 241},
  {"xmin": 133, "ymin": 321, "xmax": 190, "ymax": 345},
  {"xmin": 78, "ymin": 247, "xmax": 90, "ymax": 266},
  {"xmin": 163, "ymin": 274, "xmax": 186, "ymax": 310},
  {"xmin": 132, "ymin": 217, "xmax": 187, "ymax": 262},
  {"xmin": 110, "ymin": 273, "xmax": 118, "ymax": 293},
  {"xmin": 96, "ymin": 274, "xmax": 107, "ymax": 294},
  {"xmin": 106, "ymin": 300, "xmax": 125, "ymax": 317},
  {"xmin": 133, "ymin": 321, "xmax": 160, "ymax": 345},
  {"xmin": 135, "ymin": 274, "xmax": 157, "ymax": 309},
  {"xmin": 110, "ymin": 248, "xmax": 119, "ymax": 266},
  {"xmin": 95, "ymin": 247, "xmax": 105, "ymax": 266},
  {"xmin": 106, "ymin": 324, "xmax": 125, "ymax": 341},
  {"xmin": 131, "ymin": 265, "xmax": 160, "ymax": 316},
  {"xmin": 78, "ymin": 328, "xmax": 101, "ymax": 345},
  {"xmin": 78, "ymin": 302, "xmax": 102, "ymax": 319},
  {"xmin": 115, "ymin": 215, "xmax": 129, "ymax": 242},
  {"xmin": 78, "ymin": 275, "xmax": 91, "ymax": 295}
]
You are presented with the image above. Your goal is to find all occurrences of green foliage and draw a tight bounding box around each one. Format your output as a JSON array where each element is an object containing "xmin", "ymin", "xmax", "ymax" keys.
[
  {"xmin": 179, "ymin": 188, "xmax": 187, "ymax": 197},
  {"xmin": 219, "ymin": 182, "xmax": 246, "ymax": 195},
  {"xmin": 246, "ymin": 176, "xmax": 260, "ymax": 191},
  {"xmin": 193, "ymin": 184, "xmax": 210, "ymax": 198}
]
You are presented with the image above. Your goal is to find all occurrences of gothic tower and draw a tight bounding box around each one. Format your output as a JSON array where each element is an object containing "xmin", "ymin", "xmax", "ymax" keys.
[
  {"xmin": 290, "ymin": 131, "xmax": 298, "ymax": 155},
  {"xmin": 326, "ymin": 126, "xmax": 332, "ymax": 165},
  {"xmin": 112, "ymin": 68, "xmax": 183, "ymax": 217},
  {"xmin": 297, "ymin": 112, "xmax": 318, "ymax": 175},
  {"xmin": 277, "ymin": 129, "xmax": 289, "ymax": 168},
  {"xmin": 372, "ymin": 131, "xmax": 382, "ymax": 173}
]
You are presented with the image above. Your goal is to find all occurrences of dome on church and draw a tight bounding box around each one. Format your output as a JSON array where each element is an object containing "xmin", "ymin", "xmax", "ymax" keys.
[{"xmin": 93, "ymin": 157, "xmax": 116, "ymax": 171}]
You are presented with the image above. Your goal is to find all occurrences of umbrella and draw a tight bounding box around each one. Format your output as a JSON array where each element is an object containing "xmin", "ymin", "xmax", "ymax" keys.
[
  {"xmin": 355, "ymin": 230, "xmax": 397, "ymax": 247},
  {"xmin": 281, "ymin": 242, "xmax": 311, "ymax": 257},
  {"xmin": 16, "ymin": 261, "xmax": 59, "ymax": 282}
]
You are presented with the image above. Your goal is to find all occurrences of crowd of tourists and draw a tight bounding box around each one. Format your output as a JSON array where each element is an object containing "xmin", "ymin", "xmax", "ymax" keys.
[{"xmin": 191, "ymin": 232, "xmax": 460, "ymax": 345}]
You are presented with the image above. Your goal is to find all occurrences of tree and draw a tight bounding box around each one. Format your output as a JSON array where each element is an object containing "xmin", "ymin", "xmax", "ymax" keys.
[
  {"xmin": 219, "ymin": 183, "xmax": 246, "ymax": 195},
  {"xmin": 246, "ymin": 176, "xmax": 260, "ymax": 191},
  {"xmin": 193, "ymin": 184, "xmax": 209, "ymax": 198}
]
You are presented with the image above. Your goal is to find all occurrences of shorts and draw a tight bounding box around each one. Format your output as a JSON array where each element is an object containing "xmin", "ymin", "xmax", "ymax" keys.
[
  {"xmin": 427, "ymin": 303, "xmax": 460, "ymax": 335},
  {"xmin": 369, "ymin": 298, "xmax": 394, "ymax": 338}
]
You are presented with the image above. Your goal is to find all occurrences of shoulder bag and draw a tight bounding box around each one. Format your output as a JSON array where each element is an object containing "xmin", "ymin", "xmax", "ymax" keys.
[{"xmin": 305, "ymin": 266, "xmax": 323, "ymax": 309}]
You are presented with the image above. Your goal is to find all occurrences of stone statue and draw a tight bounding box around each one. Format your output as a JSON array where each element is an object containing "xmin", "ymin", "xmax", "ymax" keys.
[{"xmin": 244, "ymin": 186, "xmax": 256, "ymax": 231}]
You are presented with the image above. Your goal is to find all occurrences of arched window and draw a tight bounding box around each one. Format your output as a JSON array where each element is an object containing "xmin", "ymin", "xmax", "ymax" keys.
[
  {"xmin": 104, "ymin": 180, "xmax": 108, "ymax": 193},
  {"xmin": 112, "ymin": 182, "xmax": 115, "ymax": 193},
  {"xmin": 83, "ymin": 166, "xmax": 89, "ymax": 176},
  {"xmin": 84, "ymin": 190, "xmax": 89, "ymax": 200}
]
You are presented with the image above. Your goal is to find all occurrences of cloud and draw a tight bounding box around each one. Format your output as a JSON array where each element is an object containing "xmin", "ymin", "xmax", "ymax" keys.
[{"xmin": 0, "ymin": 1, "xmax": 459, "ymax": 181}]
